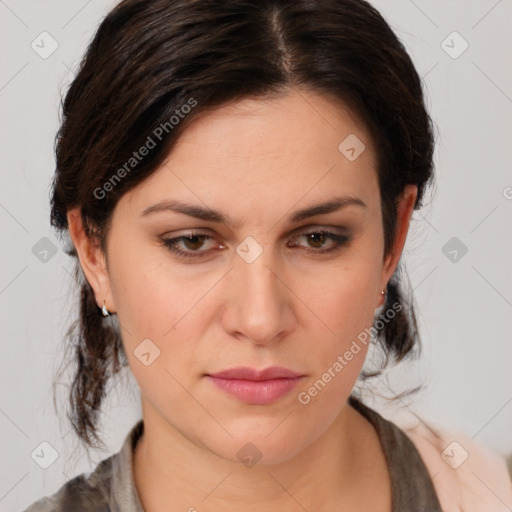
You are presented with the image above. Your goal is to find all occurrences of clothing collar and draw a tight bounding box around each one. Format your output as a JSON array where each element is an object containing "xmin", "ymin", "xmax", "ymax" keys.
[{"xmin": 109, "ymin": 420, "xmax": 145, "ymax": 512}]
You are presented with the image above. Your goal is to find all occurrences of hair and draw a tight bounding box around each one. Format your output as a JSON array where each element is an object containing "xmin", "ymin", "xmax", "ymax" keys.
[{"xmin": 50, "ymin": 0, "xmax": 435, "ymax": 450}]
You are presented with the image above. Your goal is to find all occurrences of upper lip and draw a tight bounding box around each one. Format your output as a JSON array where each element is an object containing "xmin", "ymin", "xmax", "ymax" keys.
[{"xmin": 207, "ymin": 366, "xmax": 304, "ymax": 381}]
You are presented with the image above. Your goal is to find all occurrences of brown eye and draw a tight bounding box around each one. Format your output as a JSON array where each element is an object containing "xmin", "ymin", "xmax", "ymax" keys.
[
  {"xmin": 181, "ymin": 234, "xmax": 208, "ymax": 251},
  {"xmin": 288, "ymin": 230, "xmax": 350, "ymax": 254},
  {"xmin": 161, "ymin": 232, "xmax": 219, "ymax": 258},
  {"xmin": 160, "ymin": 229, "xmax": 350, "ymax": 260}
]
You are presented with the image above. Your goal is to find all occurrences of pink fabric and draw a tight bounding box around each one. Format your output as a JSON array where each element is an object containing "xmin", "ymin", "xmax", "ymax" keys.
[{"xmin": 399, "ymin": 418, "xmax": 512, "ymax": 511}]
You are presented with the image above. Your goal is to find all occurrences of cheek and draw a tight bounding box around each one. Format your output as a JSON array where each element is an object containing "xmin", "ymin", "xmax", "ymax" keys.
[
  {"xmin": 293, "ymin": 271, "xmax": 378, "ymax": 417},
  {"xmin": 108, "ymin": 236, "xmax": 203, "ymax": 338},
  {"xmin": 293, "ymin": 244, "xmax": 382, "ymax": 388},
  {"xmin": 301, "ymin": 255, "xmax": 380, "ymax": 343},
  {"xmin": 109, "ymin": 260, "xmax": 200, "ymax": 408},
  {"xmin": 108, "ymin": 240, "xmax": 222, "ymax": 385},
  {"xmin": 305, "ymin": 287, "xmax": 374, "ymax": 385}
]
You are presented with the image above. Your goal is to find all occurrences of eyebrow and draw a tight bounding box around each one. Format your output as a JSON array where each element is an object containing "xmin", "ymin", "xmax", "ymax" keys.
[{"xmin": 140, "ymin": 195, "xmax": 366, "ymax": 227}]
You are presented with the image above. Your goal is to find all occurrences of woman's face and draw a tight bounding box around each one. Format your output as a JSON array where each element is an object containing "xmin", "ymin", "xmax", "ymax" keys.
[{"xmin": 74, "ymin": 88, "xmax": 415, "ymax": 464}]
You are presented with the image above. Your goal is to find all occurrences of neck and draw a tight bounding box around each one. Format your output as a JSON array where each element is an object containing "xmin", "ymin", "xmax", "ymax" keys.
[{"xmin": 133, "ymin": 398, "xmax": 391, "ymax": 512}]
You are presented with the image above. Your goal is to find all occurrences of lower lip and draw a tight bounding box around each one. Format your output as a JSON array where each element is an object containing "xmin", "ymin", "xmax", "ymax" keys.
[{"xmin": 206, "ymin": 376, "xmax": 304, "ymax": 405}]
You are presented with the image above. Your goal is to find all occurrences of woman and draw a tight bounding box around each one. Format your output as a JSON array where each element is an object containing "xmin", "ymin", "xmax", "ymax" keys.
[{"xmin": 23, "ymin": 0, "xmax": 512, "ymax": 510}]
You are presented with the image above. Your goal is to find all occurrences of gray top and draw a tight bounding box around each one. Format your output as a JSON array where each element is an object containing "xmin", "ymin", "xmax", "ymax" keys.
[{"xmin": 21, "ymin": 396, "xmax": 442, "ymax": 512}]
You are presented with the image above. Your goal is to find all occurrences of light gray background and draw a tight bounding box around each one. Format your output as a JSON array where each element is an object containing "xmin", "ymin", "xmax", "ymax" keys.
[{"xmin": 1, "ymin": 1, "xmax": 511, "ymax": 510}]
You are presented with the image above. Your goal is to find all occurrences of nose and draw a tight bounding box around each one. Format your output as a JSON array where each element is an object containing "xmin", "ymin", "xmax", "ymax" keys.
[{"xmin": 220, "ymin": 247, "xmax": 296, "ymax": 346}]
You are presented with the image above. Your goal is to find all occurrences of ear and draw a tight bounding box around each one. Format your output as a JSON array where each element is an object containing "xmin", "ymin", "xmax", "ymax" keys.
[
  {"xmin": 67, "ymin": 208, "xmax": 115, "ymax": 314},
  {"xmin": 380, "ymin": 184, "xmax": 418, "ymax": 299}
]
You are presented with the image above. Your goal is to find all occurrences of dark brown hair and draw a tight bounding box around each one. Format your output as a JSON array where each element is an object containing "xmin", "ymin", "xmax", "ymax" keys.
[{"xmin": 50, "ymin": 0, "xmax": 435, "ymax": 449}]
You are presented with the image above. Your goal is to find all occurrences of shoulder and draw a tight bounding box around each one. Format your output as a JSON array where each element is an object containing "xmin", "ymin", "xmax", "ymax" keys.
[
  {"xmin": 21, "ymin": 420, "xmax": 144, "ymax": 512},
  {"xmin": 391, "ymin": 410, "xmax": 512, "ymax": 512},
  {"xmin": 20, "ymin": 456, "xmax": 114, "ymax": 512}
]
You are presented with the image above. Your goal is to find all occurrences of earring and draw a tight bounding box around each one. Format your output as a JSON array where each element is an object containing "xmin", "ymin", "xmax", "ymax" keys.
[
  {"xmin": 102, "ymin": 299, "xmax": 110, "ymax": 317},
  {"xmin": 381, "ymin": 288, "xmax": 386, "ymax": 296}
]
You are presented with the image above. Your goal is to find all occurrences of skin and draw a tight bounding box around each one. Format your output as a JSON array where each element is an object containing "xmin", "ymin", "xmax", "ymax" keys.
[{"xmin": 68, "ymin": 87, "xmax": 417, "ymax": 511}]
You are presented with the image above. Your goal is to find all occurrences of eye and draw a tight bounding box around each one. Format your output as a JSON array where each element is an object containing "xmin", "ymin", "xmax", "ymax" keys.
[
  {"xmin": 287, "ymin": 229, "xmax": 351, "ymax": 254},
  {"xmin": 160, "ymin": 232, "xmax": 222, "ymax": 258},
  {"xmin": 159, "ymin": 228, "xmax": 351, "ymax": 260}
]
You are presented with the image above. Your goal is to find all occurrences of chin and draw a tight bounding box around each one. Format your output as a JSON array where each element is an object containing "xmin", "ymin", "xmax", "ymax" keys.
[{"xmin": 201, "ymin": 425, "xmax": 309, "ymax": 468}]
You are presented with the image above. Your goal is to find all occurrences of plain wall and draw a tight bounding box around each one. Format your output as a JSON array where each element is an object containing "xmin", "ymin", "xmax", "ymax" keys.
[{"xmin": 1, "ymin": 1, "xmax": 511, "ymax": 510}]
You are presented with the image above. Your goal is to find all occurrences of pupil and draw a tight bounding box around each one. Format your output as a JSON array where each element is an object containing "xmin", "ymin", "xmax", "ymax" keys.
[
  {"xmin": 185, "ymin": 235, "xmax": 204, "ymax": 250},
  {"xmin": 309, "ymin": 233, "xmax": 325, "ymax": 248}
]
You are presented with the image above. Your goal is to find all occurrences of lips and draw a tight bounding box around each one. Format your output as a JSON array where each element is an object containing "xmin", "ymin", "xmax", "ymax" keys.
[
  {"xmin": 207, "ymin": 366, "xmax": 303, "ymax": 381},
  {"xmin": 205, "ymin": 366, "xmax": 305, "ymax": 405}
]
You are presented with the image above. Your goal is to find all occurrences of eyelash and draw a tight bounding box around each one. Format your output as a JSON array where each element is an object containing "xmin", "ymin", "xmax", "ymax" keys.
[{"xmin": 159, "ymin": 229, "xmax": 351, "ymax": 259}]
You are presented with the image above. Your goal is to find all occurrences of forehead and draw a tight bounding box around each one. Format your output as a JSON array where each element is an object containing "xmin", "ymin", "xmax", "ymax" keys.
[
  {"xmin": 118, "ymin": 88, "xmax": 379, "ymax": 221},
  {"xmin": 176, "ymin": 89, "xmax": 372, "ymax": 157}
]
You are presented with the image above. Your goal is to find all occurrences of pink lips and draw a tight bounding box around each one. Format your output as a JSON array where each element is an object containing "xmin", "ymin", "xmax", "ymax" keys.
[{"xmin": 205, "ymin": 366, "xmax": 305, "ymax": 405}]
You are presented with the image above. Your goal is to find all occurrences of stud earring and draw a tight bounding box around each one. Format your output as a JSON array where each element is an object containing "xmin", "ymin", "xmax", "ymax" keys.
[
  {"xmin": 381, "ymin": 288, "xmax": 386, "ymax": 296},
  {"xmin": 102, "ymin": 299, "xmax": 110, "ymax": 317}
]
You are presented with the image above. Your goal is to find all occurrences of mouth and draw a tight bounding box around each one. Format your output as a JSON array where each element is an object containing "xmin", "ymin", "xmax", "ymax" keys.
[{"xmin": 205, "ymin": 366, "xmax": 305, "ymax": 405}]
